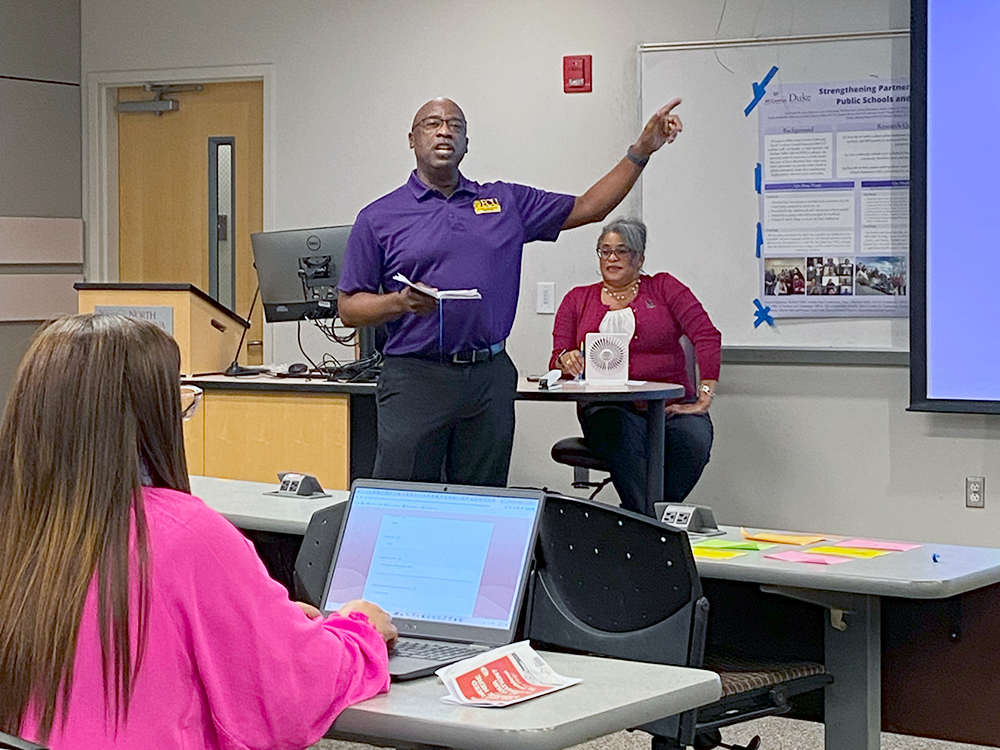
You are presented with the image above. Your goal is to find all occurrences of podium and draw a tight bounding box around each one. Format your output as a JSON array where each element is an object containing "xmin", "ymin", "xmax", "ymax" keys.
[{"xmin": 75, "ymin": 283, "xmax": 249, "ymax": 375}]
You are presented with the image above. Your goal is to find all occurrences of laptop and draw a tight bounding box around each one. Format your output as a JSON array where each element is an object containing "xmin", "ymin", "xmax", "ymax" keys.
[{"xmin": 320, "ymin": 479, "xmax": 546, "ymax": 681}]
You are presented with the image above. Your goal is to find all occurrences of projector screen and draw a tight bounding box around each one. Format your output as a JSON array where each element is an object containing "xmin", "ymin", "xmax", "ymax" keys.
[{"xmin": 910, "ymin": 0, "xmax": 1000, "ymax": 413}]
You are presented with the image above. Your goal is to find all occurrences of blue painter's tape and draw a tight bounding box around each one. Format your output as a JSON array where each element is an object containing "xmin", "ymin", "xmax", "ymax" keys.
[
  {"xmin": 756, "ymin": 222, "xmax": 763, "ymax": 258},
  {"xmin": 755, "ymin": 163, "xmax": 762, "ymax": 193},
  {"xmin": 744, "ymin": 65, "xmax": 779, "ymax": 116},
  {"xmin": 753, "ymin": 299, "xmax": 774, "ymax": 328}
]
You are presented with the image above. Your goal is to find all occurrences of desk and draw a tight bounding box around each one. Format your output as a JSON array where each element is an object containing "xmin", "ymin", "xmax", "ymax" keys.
[
  {"xmin": 328, "ymin": 651, "xmax": 721, "ymax": 750},
  {"xmin": 516, "ymin": 379, "xmax": 684, "ymax": 512},
  {"xmin": 190, "ymin": 478, "xmax": 1000, "ymax": 749},
  {"xmin": 183, "ymin": 375, "xmax": 376, "ymax": 489},
  {"xmin": 190, "ymin": 475, "xmax": 346, "ymax": 534},
  {"xmin": 693, "ymin": 526, "xmax": 1000, "ymax": 750}
]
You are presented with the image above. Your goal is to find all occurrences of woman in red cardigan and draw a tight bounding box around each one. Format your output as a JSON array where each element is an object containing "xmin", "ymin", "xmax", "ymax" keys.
[{"xmin": 549, "ymin": 218, "xmax": 721, "ymax": 516}]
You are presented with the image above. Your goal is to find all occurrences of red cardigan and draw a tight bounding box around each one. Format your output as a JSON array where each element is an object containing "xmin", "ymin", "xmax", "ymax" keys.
[{"xmin": 549, "ymin": 273, "xmax": 721, "ymax": 399}]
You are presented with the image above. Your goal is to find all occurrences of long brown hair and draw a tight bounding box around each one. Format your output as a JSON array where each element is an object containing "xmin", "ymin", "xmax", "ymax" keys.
[{"xmin": 0, "ymin": 314, "xmax": 190, "ymax": 740}]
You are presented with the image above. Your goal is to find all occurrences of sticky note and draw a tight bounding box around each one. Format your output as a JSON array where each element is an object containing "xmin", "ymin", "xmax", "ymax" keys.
[
  {"xmin": 765, "ymin": 551, "xmax": 851, "ymax": 565},
  {"xmin": 806, "ymin": 546, "xmax": 890, "ymax": 559},
  {"xmin": 692, "ymin": 547, "xmax": 747, "ymax": 559},
  {"xmin": 695, "ymin": 539, "xmax": 776, "ymax": 551},
  {"xmin": 741, "ymin": 527, "xmax": 826, "ymax": 546},
  {"xmin": 838, "ymin": 539, "xmax": 922, "ymax": 552}
]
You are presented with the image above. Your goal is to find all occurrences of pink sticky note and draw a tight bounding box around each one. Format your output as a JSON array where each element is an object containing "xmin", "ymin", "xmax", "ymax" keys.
[
  {"xmin": 764, "ymin": 551, "xmax": 852, "ymax": 565},
  {"xmin": 838, "ymin": 539, "xmax": 922, "ymax": 552}
]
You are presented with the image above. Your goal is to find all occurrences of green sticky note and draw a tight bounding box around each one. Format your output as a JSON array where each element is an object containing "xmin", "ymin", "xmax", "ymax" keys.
[{"xmin": 694, "ymin": 539, "xmax": 777, "ymax": 551}]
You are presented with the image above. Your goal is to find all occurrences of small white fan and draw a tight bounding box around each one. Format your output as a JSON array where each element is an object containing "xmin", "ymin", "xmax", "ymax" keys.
[{"xmin": 585, "ymin": 332, "xmax": 630, "ymax": 385}]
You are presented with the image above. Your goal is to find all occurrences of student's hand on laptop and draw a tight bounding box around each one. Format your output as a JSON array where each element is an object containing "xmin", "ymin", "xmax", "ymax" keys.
[
  {"xmin": 295, "ymin": 601, "xmax": 323, "ymax": 619},
  {"xmin": 339, "ymin": 599, "xmax": 399, "ymax": 650}
]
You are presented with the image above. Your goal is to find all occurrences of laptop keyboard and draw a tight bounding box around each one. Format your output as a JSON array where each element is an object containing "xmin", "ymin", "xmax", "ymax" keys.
[{"xmin": 394, "ymin": 640, "xmax": 484, "ymax": 662}]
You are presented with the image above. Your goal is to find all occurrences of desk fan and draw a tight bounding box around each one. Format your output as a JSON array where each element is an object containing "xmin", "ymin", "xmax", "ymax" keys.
[{"xmin": 585, "ymin": 332, "xmax": 630, "ymax": 385}]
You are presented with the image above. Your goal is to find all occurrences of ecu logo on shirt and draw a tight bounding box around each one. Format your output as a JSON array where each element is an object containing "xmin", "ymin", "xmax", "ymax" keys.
[{"xmin": 473, "ymin": 198, "xmax": 502, "ymax": 214}]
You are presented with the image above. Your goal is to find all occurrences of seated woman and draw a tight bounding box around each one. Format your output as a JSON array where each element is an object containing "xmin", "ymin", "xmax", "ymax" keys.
[
  {"xmin": 0, "ymin": 314, "xmax": 396, "ymax": 749},
  {"xmin": 550, "ymin": 218, "xmax": 721, "ymax": 517}
]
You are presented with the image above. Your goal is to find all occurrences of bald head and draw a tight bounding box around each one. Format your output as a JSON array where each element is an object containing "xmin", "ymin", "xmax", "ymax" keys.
[{"xmin": 411, "ymin": 98, "xmax": 465, "ymax": 131}]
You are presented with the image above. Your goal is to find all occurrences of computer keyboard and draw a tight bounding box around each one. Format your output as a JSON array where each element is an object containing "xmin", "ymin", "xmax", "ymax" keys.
[{"xmin": 394, "ymin": 640, "xmax": 484, "ymax": 661}]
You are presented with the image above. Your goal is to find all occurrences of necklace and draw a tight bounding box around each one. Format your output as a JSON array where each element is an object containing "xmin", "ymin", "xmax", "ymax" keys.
[{"xmin": 603, "ymin": 278, "xmax": 640, "ymax": 302}]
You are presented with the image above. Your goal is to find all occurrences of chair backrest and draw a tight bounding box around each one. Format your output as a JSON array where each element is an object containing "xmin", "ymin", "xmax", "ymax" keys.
[
  {"xmin": 0, "ymin": 731, "xmax": 48, "ymax": 750},
  {"xmin": 293, "ymin": 502, "xmax": 347, "ymax": 607},
  {"xmin": 524, "ymin": 493, "xmax": 708, "ymax": 744},
  {"xmin": 679, "ymin": 334, "xmax": 699, "ymax": 397}
]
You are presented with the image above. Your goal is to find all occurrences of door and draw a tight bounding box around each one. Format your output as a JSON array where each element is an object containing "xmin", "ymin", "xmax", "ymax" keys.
[{"xmin": 117, "ymin": 80, "xmax": 264, "ymax": 364}]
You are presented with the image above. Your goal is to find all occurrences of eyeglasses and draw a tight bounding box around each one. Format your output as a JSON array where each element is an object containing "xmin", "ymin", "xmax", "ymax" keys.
[
  {"xmin": 596, "ymin": 245, "xmax": 637, "ymax": 259},
  {"xmin": 180, "ymin": 385, "xmax": 203, "ymax": 421},
  {"xmin": 414, "ymin": 116, "xmax": 467, "ymax": 133}
]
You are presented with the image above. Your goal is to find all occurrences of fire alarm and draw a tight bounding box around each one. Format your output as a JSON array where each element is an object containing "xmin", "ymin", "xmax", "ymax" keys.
[{"xmin": 563, "ymin": 55, "xmax": 592, "ymax": 93}]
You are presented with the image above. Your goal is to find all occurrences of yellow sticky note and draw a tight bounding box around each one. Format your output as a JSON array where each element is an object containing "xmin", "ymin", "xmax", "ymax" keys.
[
  {"xmin": 740, "ymin": 527, "xmax": 827, "ymax": 546},
  {"xmin": 806, "ymin": 546, "xmax": 890, "ymax": 559},
  {"xmin": 692, "ymin": 547, "xmax": 748, "ymax": 559}
]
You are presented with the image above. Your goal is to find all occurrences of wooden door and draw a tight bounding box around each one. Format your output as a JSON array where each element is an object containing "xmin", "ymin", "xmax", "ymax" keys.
[{"xmin": 118, "ymin": 80, "xmax": 264, "ymax": 364}]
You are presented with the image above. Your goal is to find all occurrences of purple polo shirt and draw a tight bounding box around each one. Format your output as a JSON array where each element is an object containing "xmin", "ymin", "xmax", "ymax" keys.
[{"xmin": 339, "ymin": 171, "xmax": 575, "ymax": 356}]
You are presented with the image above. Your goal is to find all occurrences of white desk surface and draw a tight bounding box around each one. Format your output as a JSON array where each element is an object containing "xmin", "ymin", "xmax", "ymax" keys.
[
  {"xmin": 190, "ymin": 475, "xmax": 345, "ymax": 534},
  {"xmin": 515, "ymin": 377, "xmax": 684, "ymax": 401},
  {"xmin": 693, "ymin": 525, "xmax": 1000, "ymax": 600},
  {"xmin": 329, "ymin": 651, "xmax": 721, "ymax": 750}
]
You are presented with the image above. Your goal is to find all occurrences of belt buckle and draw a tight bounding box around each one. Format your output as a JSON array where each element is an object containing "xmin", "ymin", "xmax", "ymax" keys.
[{"xmin": 451, "ymin": 350, "xmax": 475, "ymax": 365}]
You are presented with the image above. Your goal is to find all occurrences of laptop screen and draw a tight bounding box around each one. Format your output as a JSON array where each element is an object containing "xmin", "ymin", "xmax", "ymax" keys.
[{"xmin": 321, "ymin": 481, "xmax": 543, "ymax": 642}]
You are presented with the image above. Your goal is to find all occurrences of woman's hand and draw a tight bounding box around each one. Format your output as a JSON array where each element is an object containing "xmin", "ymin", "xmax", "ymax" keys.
[
  {"xmin": 666, "ymin": 380, "xmax": 716, "ymax": 416},
  {"xmin": 295, "ymin": 601, "xmax": 323, "ymax": 619},
  {"xmin": 557, "ymin": 349, "xmax": 585, "ymax": 378},
  {"xmin": 338, "ymin": 599, "xmax": 399, "ymax": 649}
]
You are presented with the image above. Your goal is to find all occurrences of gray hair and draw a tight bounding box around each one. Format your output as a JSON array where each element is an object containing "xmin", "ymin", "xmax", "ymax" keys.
[{"xmin": 598, "ymin": 218, "xmax": 647, "ymax": 258}]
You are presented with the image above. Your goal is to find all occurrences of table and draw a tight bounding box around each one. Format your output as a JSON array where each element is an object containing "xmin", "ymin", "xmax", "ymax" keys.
[
  {"xmin": 191, "ymin": 477, "xmax": 1000, "ymax": 749},
  {"xmin": 182, "ymin": 375, "xmax": 376, "ymax": 488},
  {"xmin": 190, "ymin": 475, "xmax": 346, "ymax": 534},
  {"xmin": 328, "ymin": 651, "xmax": 721, "ymax": 750},
  {"xmin": 516, "ymin": 378, "xmax": 684, "ymax": 512},
  {"xmin": 692, "ymin": 526, "xmax": 1000, "ymax": 750}
]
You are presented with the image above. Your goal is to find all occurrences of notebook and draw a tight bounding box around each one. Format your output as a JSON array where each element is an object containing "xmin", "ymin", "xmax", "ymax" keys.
[{"xmin": 320, "ymin": 479, "xmax": 546, "ymax": 680}]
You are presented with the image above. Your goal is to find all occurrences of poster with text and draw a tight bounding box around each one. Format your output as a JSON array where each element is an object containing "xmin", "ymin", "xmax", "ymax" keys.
[{"xmin": 758, "ymin": 78, "xmax": 909, "ymax": 317}]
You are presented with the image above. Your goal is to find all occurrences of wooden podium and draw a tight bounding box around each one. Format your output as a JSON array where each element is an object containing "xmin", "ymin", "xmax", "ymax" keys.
[{"xmin": 75, "ymin": 283, "xmax": 249, "ymax": 375}]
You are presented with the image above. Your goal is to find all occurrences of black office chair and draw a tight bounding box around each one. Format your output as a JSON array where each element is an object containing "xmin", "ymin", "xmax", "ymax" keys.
[
  {"xmin": 550, "ymin": 335, "xmax": 698, "ymax": 501},
  {"xmin": 0, "ymin": 731, "xmax": 48, "ymax": 750},
  {"xmin": 524, "ymin": 493, "xmax": 831, "ymax": 750},
  {"xmin": 292, "ymin": 502, "xmax": 348, "ymax": 606}
]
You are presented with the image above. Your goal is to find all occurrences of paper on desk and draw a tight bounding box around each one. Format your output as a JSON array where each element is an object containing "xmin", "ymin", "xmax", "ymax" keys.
[
  {"xmin": 692, "ymin": 547, "xmax": 748, "ymax": 559},
  {"xmin": 694, "ymin": 539, "xmax": 777, "ymax": 551},
  {"xmin": 392, "ymin": 273, "xmax": 481, "ymax": 300},
  {"xmin": 838, "ymin": 538, "xmax": 922, "ymax": 552},
  {"xmin": 741, "ymin": 527, "xmax": 827, "ymax": 546},
  {"xmin": 436, "ymin": 641, "xmax": 581, "ymax": 707},
  {"xmin": 806, "ymin": 545, "xmax": 890, "ymax": 559},
  {"xmin": 765, "ymin": 550, "xmax": 852, "ymax": 565}
]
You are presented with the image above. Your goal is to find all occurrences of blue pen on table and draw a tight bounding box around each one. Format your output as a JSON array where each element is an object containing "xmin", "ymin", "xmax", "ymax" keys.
[{"xmin": 932, "ymin": 553, "xmax": 942, "ymax": 563}]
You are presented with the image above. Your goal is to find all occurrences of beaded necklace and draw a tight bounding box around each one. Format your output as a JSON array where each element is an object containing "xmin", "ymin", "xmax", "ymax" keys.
[{"xmin": 603, "ymin": 277, "xmax": 640, "ymax": 302}]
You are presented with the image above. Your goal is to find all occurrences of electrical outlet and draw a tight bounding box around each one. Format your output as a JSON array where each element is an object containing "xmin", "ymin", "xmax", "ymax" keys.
[
  {"xmin": 966, "ymin": 476, "xmax": 985, "ymax": 508},
  {"xmin": 536, "ymin": 282, "xmax": 555, "ymax": 314}
]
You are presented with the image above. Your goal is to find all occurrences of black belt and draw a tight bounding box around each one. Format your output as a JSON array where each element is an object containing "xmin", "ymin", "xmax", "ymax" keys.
[{"xmin": 403, "ymin": 341, "xmax": 505, "ymax": 365}]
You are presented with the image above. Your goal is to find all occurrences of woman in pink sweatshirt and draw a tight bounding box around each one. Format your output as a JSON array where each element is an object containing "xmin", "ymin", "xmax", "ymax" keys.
[{"xmin": 0, "ymin": 314, "xmax": 395, "ymax": 750}]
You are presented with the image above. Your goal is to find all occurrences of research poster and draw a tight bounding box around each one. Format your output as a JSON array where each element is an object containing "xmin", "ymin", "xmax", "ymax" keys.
[{"xmin": 757, "ymin": 78, "xmax": 910, "ymax": 317}]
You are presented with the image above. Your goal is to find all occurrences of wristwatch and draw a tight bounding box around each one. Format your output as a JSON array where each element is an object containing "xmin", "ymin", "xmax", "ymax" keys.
[{"xmin": 700, "ymin": 384, "xmax": 715, "ymax": 399}]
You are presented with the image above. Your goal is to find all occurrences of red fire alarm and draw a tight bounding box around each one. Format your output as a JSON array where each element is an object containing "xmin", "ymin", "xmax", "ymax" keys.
[{"xmin": 563, "ymin": 55, "xmax": 592, "ymax": 93}]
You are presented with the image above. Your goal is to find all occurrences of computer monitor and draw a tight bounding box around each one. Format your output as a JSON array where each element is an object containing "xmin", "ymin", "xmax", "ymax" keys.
[{"xmin": 250, "ymin": 225, "xmax": 350, "ymax": 323}]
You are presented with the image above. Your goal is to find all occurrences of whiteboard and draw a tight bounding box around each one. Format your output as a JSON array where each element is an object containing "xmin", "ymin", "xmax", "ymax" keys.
[{"xmin": 639, "ymin": 31, "xmax": 910, "ymax": 351}]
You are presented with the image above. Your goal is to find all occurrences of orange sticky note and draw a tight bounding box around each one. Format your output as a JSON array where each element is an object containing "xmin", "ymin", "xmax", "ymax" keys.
[{"xmin": 740, "ymin": 527, "xmax": 827, "ymax": 546}]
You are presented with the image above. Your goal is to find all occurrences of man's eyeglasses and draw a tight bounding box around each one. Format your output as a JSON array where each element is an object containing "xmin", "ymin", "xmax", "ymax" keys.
[
  {"xmin": 596, "ymin": 245, "xmax": 636, "ymax": 259},
  {"xmin": 180, "ymin": 385, "xmax": 203, "ymax": 422},
  {"xmin": 414, "ymin": 116, "xmax": 466, "ymax": 133}
]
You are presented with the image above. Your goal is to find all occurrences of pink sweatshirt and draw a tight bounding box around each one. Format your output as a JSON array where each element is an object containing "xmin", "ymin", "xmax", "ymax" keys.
[{"xmin": 21, "ymin": 487, "xmax": 390, "ymax": 750}]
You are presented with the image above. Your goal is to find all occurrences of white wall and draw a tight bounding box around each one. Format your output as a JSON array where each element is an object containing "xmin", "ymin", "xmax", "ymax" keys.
[{"xmin": 82, "ymin": 0, "xmax": 1000, "ymax": 547}]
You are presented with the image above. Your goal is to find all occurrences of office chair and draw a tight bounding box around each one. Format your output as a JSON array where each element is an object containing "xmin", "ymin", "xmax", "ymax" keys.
[
  {"xmin": 292, "ymin": 502, "xmax": 347, "ymax": 606},
  {"xmin": 0, "ymin": 731, "xmax": 48, "ymax": 750},
  {"xmin": 550, "ymin": 335, "xmax": 698, "ymax": 502},
  {"xmin": 524, "ymin": 493, "xmax": 831, "ymax": 750}
]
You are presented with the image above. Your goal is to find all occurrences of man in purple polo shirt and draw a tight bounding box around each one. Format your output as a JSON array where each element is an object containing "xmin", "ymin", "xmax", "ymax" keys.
[{"xmin": 338, "ymin": 96, "xmax": 682, "ymax": 486}]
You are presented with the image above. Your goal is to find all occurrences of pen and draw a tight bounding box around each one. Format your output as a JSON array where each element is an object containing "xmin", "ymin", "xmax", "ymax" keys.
[{"xmin": 932, "ymin": 553, "xmax": 941, "ymax": 563}]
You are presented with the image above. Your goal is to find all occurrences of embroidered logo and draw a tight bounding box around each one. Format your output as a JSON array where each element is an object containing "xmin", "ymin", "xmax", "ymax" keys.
[{"xmin": 473, "ymin": 198, "xmax": 502, "ymax": 214}]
